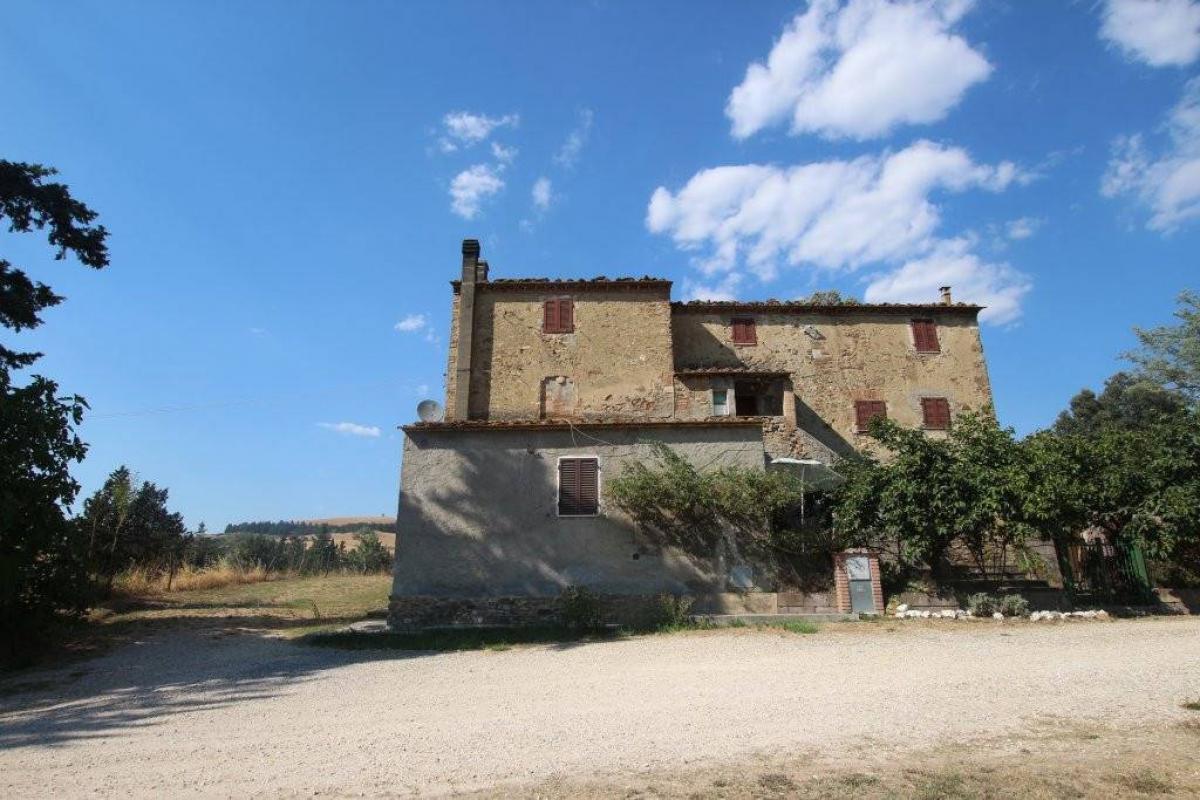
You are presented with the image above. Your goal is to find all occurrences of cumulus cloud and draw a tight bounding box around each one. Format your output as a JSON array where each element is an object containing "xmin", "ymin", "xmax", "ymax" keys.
[
  {"xmin": 491, "ymin": 141, "xmax": 518, "ymax": 164},
  {"xmin": 449, "ymin": 164, "xmax": 505, "ymax": 219},
  {"xmin": 1102, "ymin": 77, "xmax": 1200, "ymax": 231},
  {"xmin": 864, "ymin": 239, "xmax": 1030, "ymax": 324},
  {"xmin": 647, "ymin": 140, "xmax": 1019, "ymax": 278},
  {"xmin": 439, "ymin": 111, "xmax": 519, "ymax": 151},
  {"xmin": 554, "ymin": 108, "xmax": 594, "ymax": 168},
  {"xmin": 394, "ymin": 314, "xmax": 428, "ymax": 332},
  {"xmin": 1005, "ymin": 217, "xmax": 1042, "ymax": 240},
  {"xmin": 726, "ymin": 0, "xmax": 992, "ymax": 141},
  {"xmin": 646, "ymin": 140, "xmax": 1031, "ymax": 322},
  {"xmin": 1100, "ymin": 0, "xmax": 1200, "ymax": 67},
  {"xmin": 531, "ymin": 177, "xmax": 553, "ymax": 211},
  {"xmin": 318, "ymin": 422, "xmax": 381, "ymax": 438}
]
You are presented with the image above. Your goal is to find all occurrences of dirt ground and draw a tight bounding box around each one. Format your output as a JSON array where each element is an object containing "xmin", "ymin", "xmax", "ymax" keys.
[{"xmin": 2, "ymin": 617, "xmax": 1198, "ymax": 798}]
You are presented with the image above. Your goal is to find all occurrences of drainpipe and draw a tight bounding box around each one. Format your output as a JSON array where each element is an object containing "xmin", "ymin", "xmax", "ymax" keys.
[{"xmin": 453, "ymin": 239, "xmax": 481, "ymax": 421}]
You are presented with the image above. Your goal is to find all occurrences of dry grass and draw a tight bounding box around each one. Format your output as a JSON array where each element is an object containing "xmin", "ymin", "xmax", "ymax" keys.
[{"xmin": 113, "ymin": 564, "xmax": 276, "ymax": 595}]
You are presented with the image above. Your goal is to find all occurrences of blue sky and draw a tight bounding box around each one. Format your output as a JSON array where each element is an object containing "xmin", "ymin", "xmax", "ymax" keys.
[{"xmin": 2, "ymin": 0, "xmax": 1198, "ymax": 529}]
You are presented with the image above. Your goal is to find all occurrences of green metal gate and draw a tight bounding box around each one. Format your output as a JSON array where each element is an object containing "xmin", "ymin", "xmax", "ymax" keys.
[{"xmin": 1062, "ymin": 541, "xmax": 1153, "ymax": 604}]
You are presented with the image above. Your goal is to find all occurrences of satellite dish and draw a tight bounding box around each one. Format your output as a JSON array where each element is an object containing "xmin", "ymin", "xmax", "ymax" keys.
[{"xmin": 416, "ymin": 399, "xmax": 444, "ymax": 423}]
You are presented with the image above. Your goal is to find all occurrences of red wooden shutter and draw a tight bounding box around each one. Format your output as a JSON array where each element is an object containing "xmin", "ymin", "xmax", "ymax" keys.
[
  {"xmin": 922, "ymin": 397, "xmax": 951, "ymax": 429},
  {"xmin": 912, "ymin": 319, "xmax": 940, "ymax": 353},
  {"xmin": 732, "ymin": 317, "xmax": 756, "ymax": 345},
  {"xmin": 855, "ymin": 400, "xmax": 887, "ymax": 432},
  {"xmin": 559, "ymin": 298, "xmax": 574, "ymax": 332},
  {"xmin": 558, "ymin": 458, "xmax": 598, "ymax": 515},
  {"xmin": 544, "ymin": 298, "xmax": 574, "ymax": 333}
]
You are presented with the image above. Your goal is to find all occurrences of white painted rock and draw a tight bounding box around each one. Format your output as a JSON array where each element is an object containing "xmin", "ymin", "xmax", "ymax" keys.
[
  {"xmin": 992, "ymin": 612, "xmax": 1005, "ymax": 620},
  {"xmin": 895, "ymin": 604, "xmax": 909, "ymax": 614}
]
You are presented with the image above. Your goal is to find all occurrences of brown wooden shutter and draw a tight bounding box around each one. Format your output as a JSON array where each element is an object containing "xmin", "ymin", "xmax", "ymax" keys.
[
  {"xmin": 559, "ymin": 298, "xmax": 574, "ymax": 332},
  {"xmin": 912, "ymin": 319, "xmax": 940, "ymax": 353},
  {"xmin": 855, "ymin": 400, "xmax": 887, "ymax": 432},
  {"xmin": 921, "ymin": 397, "xmax": 951, "ymax": 430},
  {"xmin": 732, "ymin": 317, "xmax": 756, "ymax": 345},
  {"xmin": 544, "ymin": 298, "xmax": 574, "ymax": 333},
  {"xmin": 558, "ymin": 458, "xmax": 598, "ymax": 515}
]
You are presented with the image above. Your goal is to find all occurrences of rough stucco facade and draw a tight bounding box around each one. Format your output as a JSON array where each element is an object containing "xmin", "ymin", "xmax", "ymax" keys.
[{"xmin": 390, "ymin": 240, "xmax": 999, "ymax": 628}]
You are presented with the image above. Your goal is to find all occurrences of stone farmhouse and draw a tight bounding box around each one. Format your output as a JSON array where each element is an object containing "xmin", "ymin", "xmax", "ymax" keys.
[{"xmin": 388, "ymin": 239, "xmax": 995, "ymax": 629}]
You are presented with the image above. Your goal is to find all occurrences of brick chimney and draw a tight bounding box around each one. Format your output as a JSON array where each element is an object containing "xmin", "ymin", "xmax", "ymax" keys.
[
  {"xmin": 453, "ymin": 239, "xmax": 482, "ymax": 420},
  {"xmin": 939, "ymin": 285, "xmax": 952, "ymax": 305}
]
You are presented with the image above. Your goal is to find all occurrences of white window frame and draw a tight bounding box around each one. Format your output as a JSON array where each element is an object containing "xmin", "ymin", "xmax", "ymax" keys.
[
  {"xmin": 556, "ymin": 455, "xmax": 601, "ymax": 518},
  {"xmin": 711, "ymin": 388, "xmax": 730, "ymax": 417}
]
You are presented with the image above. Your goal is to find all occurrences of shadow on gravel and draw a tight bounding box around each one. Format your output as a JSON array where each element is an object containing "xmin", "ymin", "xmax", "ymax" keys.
[{"xmin": 0, "ymin": 615, "xmax": 414, "ymax": 750}]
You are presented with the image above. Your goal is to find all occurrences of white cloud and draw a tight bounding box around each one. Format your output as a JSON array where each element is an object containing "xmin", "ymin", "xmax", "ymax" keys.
[
  {"xmin": 681, "ymin": 274, "xmax": 744, "ymax": 301},
  {"xmin": 647, "ymin": 140, "xmax": 1031, "ymax": 322},
  {"xmin": 864, "ymin": 239, "xmax": 1031, "ymax": 324},
  {"xmin": 491, "ymin": 141, "xmax": 518, "ymax": 164},
  {"xmin": 647, "ymin": 140, "xmax": 1019, "ymax": 279},
  {"xmin": 449, "ymin": 164, "xmax": 505, "ymax": 219},
  {"xmin": 1102, "ymin": 77, "xmax": 1200, "ymax": 230},
  {"xmin": 531, "ymin": 176, "xmax": 553, "ymax": 211},
  {"xmin": 318, "ymin": 422, "xmax": 381, "ymax": 438},
  {"xmin": 726, "ymin": 0, "xmax": 992, "ymax": 141},
  {"xmin": 394, "ymin": 313, "xmax": 428, "ymax": 332},
  {"xmin": 440, "ymin": 111, "xmax": 519, "ymax": 149},
  {"xmin": 554, "ymin": 109, "xmax": 594, "ymax": 168},
  {"xmin": 1005, "ymin": 216, "xmax": 1042, "ymax": 240},
  {"xmin": 1100, "ymin": 0, "xmax": 1200, "ymax": 67}
]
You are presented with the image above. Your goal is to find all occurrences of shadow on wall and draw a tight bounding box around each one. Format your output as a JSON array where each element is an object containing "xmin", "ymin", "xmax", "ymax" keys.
[
  {"xmin": 672, "ymin": 321, "xmax": 744, "ymax": 370},
  {"xmin": 792, "ymin": 395, "xmax": 856, "ymax": 460},
  {"xmin": 394, "ymin": 429, "xmax": 764, "ymax": 599}
]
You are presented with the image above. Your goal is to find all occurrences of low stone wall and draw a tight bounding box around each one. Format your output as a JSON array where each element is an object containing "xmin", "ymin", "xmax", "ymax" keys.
[
  {"xmin": 1156, "ymin": 587, "xmax": 1200, "ymax": 614},
  {"xmin": 389, "ymin": 593, "xmax": 679, "ymax": 631}
]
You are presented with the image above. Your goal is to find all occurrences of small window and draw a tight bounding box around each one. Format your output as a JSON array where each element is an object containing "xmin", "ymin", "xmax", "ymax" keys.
[
  {"xmin": 712, "ymin": 389, "xmax": 729, "ymax": 416},
  {"xmin": 543, "ymin": 297, "xmax": 574, "ymax": 334},
  {"xmin": 558, "ymin": 457, "xmax": 598, "ymax": 516},
  {"xmin": 911, "ymin": 318, "xmax": 939, "ymax": 353},
  {"xmin": 731, "ymin": 317, "xmax": 757, "ymax": 345},
  {"xmin": 855, "ymin": 400, "xmax": 887, "ymax": 432},
  {"xmin": 921, "ymin": 397, "xmax": 951, "ymax": 430}
]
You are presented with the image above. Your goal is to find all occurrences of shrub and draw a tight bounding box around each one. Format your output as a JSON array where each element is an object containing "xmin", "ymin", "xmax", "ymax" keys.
[
  {"xmin": 999, "ymin": 594, "xmax": 1031, "ymax": 617},
  {"xmin": 967, "ymin": 592, "xmax": 998, "ymax": 616},
  {"xmin": 559, "ymin": 585, "xmax": 604, "ymax": 632},
  {"xmin": 653, "ymin": 593, "xmax": 694, "ymax": 630}
]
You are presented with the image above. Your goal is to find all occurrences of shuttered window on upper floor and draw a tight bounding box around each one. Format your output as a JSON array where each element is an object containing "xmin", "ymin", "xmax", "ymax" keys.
[
  {"xmin": 543, "ymin": 297, "xmax": 574, "ymax": 333},
  {"xmin": 731, "ymin": 317, "xmax": 757, "ymax": 345},
  {"xmin": 558, "ymin": 457, "xmax": 599, "ymax": 516},
  {"xmin": 911, "ymin": 318, "xmax": 940, "ymax": 353},
  {"xmin": 921, "ymin": 397, "xmax": 952, "ymax": 430},
  {"xmin": 855, "ymin": 400, "xmax": 888, "ymax": 433}
]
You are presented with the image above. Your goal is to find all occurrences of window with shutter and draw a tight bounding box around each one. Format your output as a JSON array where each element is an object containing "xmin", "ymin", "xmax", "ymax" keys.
[
  {"xmin": 543, "ymin": 297, "xmax": 574, "ymax": 333},
  {"xmin": 854, "ymin": 400, "xmax": 887, "ymax": 432},
  {"xmin": 911, "ymin": 318, "xmax": 940, "ymax": 353},
  {"xmin": 731, "ymin": 317, "xmax": 757, "ymax": 345},
  {"xmin": 558, "ymin": 457, "xmax": 599, "ymax": 516},
  {"xmin": 921, "ymin": 397, "xmax": 951, "ymax": 430}
]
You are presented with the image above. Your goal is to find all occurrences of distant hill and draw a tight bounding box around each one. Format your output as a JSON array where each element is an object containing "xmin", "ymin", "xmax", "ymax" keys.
[{"xmin": 222, "ymin": 516, "xmax": 397, "ymax": 554}]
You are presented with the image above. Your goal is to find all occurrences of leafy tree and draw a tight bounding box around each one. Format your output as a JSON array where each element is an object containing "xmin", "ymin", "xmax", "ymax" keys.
[
  {"xmin": 832, "ymin": 411, "xmax": 1037, "ymax": 579},
  {"xmin": 797, "ymin": 289, "xmax": 860, "ymax": 305},
  {"xmin": 77, "ymin": 466, "xmax": 187, "ymax": 589},
  {"xmin": 345, "ymin": 529, "xmax": 392, "ymax": 574},
  {"xmin": 0, "ymin": 161, "xmax": 108, "ymax": 657},
  {"xmin": 605, "ymin": 443, "xmax": 820, "ymax": 565},
  {"xmin": 1053, "ymin": 371, "xmax": 1190, "ymax": 436},
  {"xmin": 1126, "ymin": 289, "xmax": 1200, "ymax": 400}
]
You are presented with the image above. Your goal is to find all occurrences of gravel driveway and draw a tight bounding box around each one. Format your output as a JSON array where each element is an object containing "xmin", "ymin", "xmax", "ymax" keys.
[{"xmin": 2, "ymin": 618, "xmax": 1198, "ymax": 797}]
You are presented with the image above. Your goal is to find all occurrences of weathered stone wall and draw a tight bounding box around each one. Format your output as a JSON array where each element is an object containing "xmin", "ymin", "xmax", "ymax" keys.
[
  {"xmin": 671, "ymin": 309, "xmax": 993, "ymax": 457},
  {"xmin": 443, "ymin": 292, "xmax": 462, "ymax": 418},
  {"xmin": 466, "ymin": 287, "xmax": 676, "ymax": 420},
  {"xmin": 391, "ymin": 423, "xmax": 768, "ymax": 605}
]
